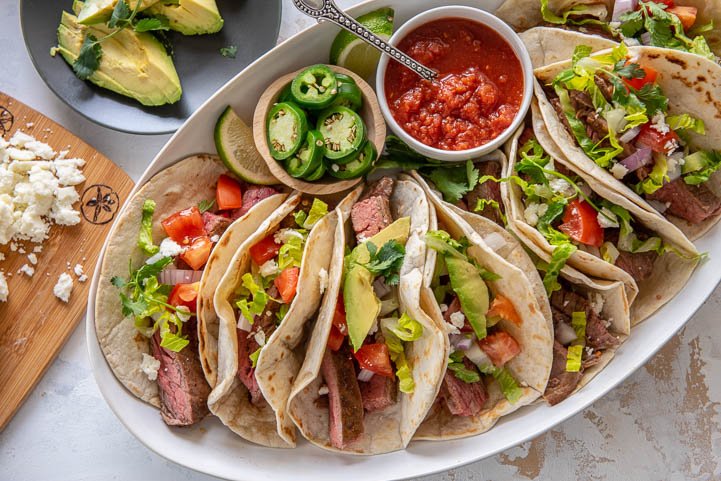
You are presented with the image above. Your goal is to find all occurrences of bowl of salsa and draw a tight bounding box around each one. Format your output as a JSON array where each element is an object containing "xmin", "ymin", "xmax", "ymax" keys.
[{"xmin": 376, "ymin": 6, "xmax": 533, "ymax": 161}]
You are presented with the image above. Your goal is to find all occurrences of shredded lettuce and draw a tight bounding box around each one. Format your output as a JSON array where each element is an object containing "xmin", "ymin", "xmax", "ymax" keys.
[
  {"xmin": 474, "ymin": 198, "xmax": 506, "ymax": 224},
  {"xmin": 383, "ymin": 312, "xmax": 423, "ymax": 342},
  {"xmin": 540, "ymin": 0, "xmax": 608, "ymax": 29},
  {"xmin": 448, "ymin": 358, "xmax": 481, "ymax": 383},
  {"xmin": 382, "ymin": 317, "xmax": 418, "ymax": 393},
  {"xmin": 479, "ymin": 363, "xmax": 523, "ymax": 403},
  {"xmin": 138, "ymin": 199, "xmax": 159, "ymax": 255},
  {"xmin": 667, "ymin": 114, "xmax": 706, "ymax": 135},
  {"xmin": 636, "ymin": 153, "xmax": 669, "ymax": 195},
  {"xmin": 683, "ymin": 151, "xmax": 721, "ymax": 186},
  {"xmin": 249, "ymin": 347, "xmax": 262, "ymax": 368},
  {"xmin": 424, "ymin": 230, "xmax": 468, "ymax": 259},
  {"xmin": 277, "ymin": 231, "xmax": 306, "ymax": 270},
  {"xmin": 543, "ymin": 241, "xmax": 577, "ymax": 294},
  {"xmin": 566, "ymin": 311, "xmax": 587, "ymax": 372},
  {"xmin": 603, "ymin": 202, "xmax": 665, "ymax": 255},
  {"xmin": 235, "ymin": 273, "xmax": 272, "ymax": 325},
  {"xmin": 301, "ymin": 198, "xmax": 329, "ymax": 229}
]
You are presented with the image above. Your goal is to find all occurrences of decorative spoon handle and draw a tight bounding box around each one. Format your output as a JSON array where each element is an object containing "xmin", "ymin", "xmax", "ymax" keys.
[{"xmin": 292, "ymin": 0, "xmax": 438, "ymax": 81}]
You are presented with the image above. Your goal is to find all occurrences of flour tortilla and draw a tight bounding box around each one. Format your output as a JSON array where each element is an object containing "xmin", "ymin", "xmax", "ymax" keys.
[
  {"xmin": 520, "ymin": 27, "xmax": 617, "ymax": 67},
  {"xmin": 495, "ymin": 0, "xmax": 612, "ymax": 32},
  {"xmin": 512, "ymin": 113, "xmax": 698, "ymax": 324},
  {"xmin": 534, "ymin": 44, "xmax": 721, "ymax": 240},
  {"xmin": 208, "ymin": 191, "xmax": 338, "ymax": 447},
  {"xmin": 287, "ymin": 177, "xmax": 447, "ymax": 454},
  {"xmin": 95, "ymin": 154, "xmax": 227, "ymax": 408},
  {"xmin": 410, "ymin": 175, "xmax": 554, "ymax": 440},
  {"xmin": 197, "ymin": 193, "xmax": 287, "ymax": 387}
]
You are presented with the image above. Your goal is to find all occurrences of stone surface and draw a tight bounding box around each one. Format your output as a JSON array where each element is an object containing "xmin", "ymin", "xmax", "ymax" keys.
[{"xmin": 1, "ymin": 1, "xmax": 720, "ymax": 480}]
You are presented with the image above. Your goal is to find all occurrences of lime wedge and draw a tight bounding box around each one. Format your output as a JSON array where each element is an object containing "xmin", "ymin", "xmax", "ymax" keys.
[
  {"xmin": 214, "ymin": 106, "xmax": 278, "ymax": 185},
  {"xmin": 330, "ymin": 7, "xmax": 394, "ymax": 80}
]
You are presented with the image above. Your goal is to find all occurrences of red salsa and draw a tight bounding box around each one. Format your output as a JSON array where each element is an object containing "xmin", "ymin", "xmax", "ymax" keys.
[{"xmin": 385, "ymin": 18, "xmax": 524, "ymax": 151}]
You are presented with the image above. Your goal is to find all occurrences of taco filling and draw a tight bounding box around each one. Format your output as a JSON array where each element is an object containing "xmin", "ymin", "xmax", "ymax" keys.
[
  {"xmin": 317, "ymin": 177, "xmax": 424, "ymax": 449},
  {"xmin": 111, "ymin": 175, "xmax": 277, "ymax": 425},
  {"xmin": 543, "ymin": 44, "xmax": 721, "ymax": 224},
  {"xmin": 425, "ymin": 229, "xmax": 525, "ymax": 417},
  {"xmin": 233, "ymin": 197, "xmax": 329, "ymax": 405}
]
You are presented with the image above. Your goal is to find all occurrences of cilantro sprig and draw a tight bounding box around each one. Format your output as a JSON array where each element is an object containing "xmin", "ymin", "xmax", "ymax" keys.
[{"xmin": 362, "ymin": 240, "xmax": 405, "ymax": 286}]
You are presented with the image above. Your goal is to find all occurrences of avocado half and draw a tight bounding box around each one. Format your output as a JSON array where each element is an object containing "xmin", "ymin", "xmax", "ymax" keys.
[
  {"xmin": 145, "ymin": 0, "xmax": 224, "ymax": 35},
  {"xmin": 55, "ymin": 8, "xmax": 182, "ymax": 106},
  {"xmin": 76, "ymin": 0, "xmax": 160, "ymax": 25}
]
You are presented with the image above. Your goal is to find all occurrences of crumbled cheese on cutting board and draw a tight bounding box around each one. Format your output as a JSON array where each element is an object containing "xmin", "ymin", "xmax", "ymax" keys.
[
  {"xmin": 0, "ymin": 272, "xmax": 8, "ymax": 302},
  {"xmin": 53, "ymin": 272, "xmax": 73, "ymax": 303}
]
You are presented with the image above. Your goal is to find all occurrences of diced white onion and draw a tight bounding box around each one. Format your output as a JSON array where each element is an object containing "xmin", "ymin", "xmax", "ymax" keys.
[
  {"xmin": 450, "ymin": 334, "xmax": 473, "ymax": 351},
  {"xmin": 483, "ymin": 232, "xmax": 506, "ymax": 251},
  {"xmin": 556, "ymin": 322, "xmax": 578, "ymax": 345},
  {"xmin": 357, "ymin": 369, "xmax": 375, "ymax": 382},
  {"xmin": 619, "ymin": 126, "xmax": 641, "ymax": 144},
  {"xmin": 464, "ymin": 342, "xmax": 492, "ymax": 369}
]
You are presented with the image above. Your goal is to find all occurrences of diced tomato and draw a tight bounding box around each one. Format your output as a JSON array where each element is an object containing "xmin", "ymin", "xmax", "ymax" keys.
[
  {"xmin": 487, "ymin": 295, "xmax": 522, "ymax": 326},
  {"xmin": 249, "ymin": 235, "xmax": 281, "ymax": 266},
  {"xmin": 667, "ymin": 6, "xmax": 697, "ymax": 30},
  {"xmin": 161, "ymin": 206, "xmax": 207, "ymax": 245},
  {"xmin": 353, "ymin": 343, "xmax": 394, "ymax": 378},
  {"xmin": 274, "ymin": 267, "xmax": 300, "ymax": 304},
  {"xmin": 333, "ymin": 295, "xmax": 348, "ymax": 336},
  {"xmin": 623, "ymin": 65, "xmax": 658, "ymax": 91},
  {"xmin": 216, "ymin": 175, "xmax": 243, "ymax": 210},
  {"xmin": 559, "ymin": 199, "xmax": 604, "ymax": 248},
  {"xmin": 180, "ymin": 236, "xmax": 213, "ymax": 270},
  {"xmin": 478, "ymin": 331, "xmax": 521, "ymax": 367},
  {"xmin": 168, "ymin": 282, "xmax": 200, "ymax": 313},
  {"xmin": 327, "ymin": 325, "xmax": 345, "ymax": 351},
  {"xmin": 635, "ymin": 123, "xmax": 680, "ymax": 154}
]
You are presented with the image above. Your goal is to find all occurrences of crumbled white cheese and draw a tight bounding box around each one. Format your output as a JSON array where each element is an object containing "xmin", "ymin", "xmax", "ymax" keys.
[
  {"xmin": 664, "ymin": 139, "xmax": 679, "ymax": 155},
  {"xmin": 254, "ymin": 330, "xmax": 266, "ymax": 347},
  {"xmin": 597, "ymin": 207, "xmax": 620, "ymax": 229},
  {"xmin": 274, "ymin": 228, "xmax": 303, "ymax": 244},
  {"xmin": 439, "ymin": 303, "xmax": 448, "ymax": 313},
  {"xmin": 33, "ymin": 245, "xmax": 42, "ymax": 253},
  {"xmin": 140, "ymin": 353, "xmax": 161, "ymax": 381},
  {"xmin": 549, "ymin": 178, "xmax": 574, "ymax": 196},
  {"xmin": 78, "ymin": 274, "xmax": 88, "ymax": 283},
  {"xmin": 210, "ymin": 234, "xmax": 220, "ymax": 243},
  {"xmin": 10, "ymin": 131, "xmax": 35, "ymax": 147},
  {"xmin": 590, "ymin": 292, "xmax": 605, "ymax": 316},
  {"xmin": 318, "ymin": 385, "xmax": 329, "ymax": 396},
  {"xmin": 0, "ymin": 272, "xmax": 8, "ymax": 302},
  {"xmin": 259, "ymin": 259, "xmax": 279, "ymax": 278},
  {"xmin": 73, "ymin": 264, "xmax": 84, "ymax": 277},
  {"xmin": 318, "ymin": 268, "xmax": 328, "ymax": 294},
  {"xmin": 53, "ymin": 273, "xmax": 73, "ymax": 302},
  {"xmin": 449, "ymin": 311, "xmax": 466, "ymax": 330},
  {"xmin": 523, "ymin": 202, "xmax": 548, "ymax": 227},
  {"xmin": 18, "ymin": 264, "xmax": 34, "ymax": 277},
  {"xmin": 610, "ymin": 162, "xmax": 629, "ymax": 179},
  {"xmin": 585, "ymin": 346, "xmax": 595, "ymax": 357},
  {"xmin": 158, "ymin": 237, "xmax": 184, "ymax": 258},
  {"xmin": 27, "ymin": 253, "xmax": 37, "ymax": 265},
  {"xmin": 650, "ymin": 112, "xmax": 670, "ymax": 134},
  {"xmin": 53, "ymin": 158, "xmax": 86, "ymax": 186}
]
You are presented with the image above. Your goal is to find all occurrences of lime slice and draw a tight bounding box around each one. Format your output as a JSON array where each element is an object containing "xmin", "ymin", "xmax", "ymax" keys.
[
  {"xmin": 214, "ymin": 106, "xmax": 278, "ymax": 185},
  {"xmin": 330, "ymin": 7, "xmax": 394, "ymax": 80}
]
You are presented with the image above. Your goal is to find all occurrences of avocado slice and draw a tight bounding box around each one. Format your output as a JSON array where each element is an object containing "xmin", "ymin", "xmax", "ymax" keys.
[
  {"xmin": 343, "ymin": 265, "xmax": 381, "ymax": 352},
  {"xmin": 76, "ymin": 0, "xmax": 159, "ymax": 25},
  {"xmin": 55, "ymin": 10, "xmax": 182, "ymax": 106},
  {"xmin": 347, "ymin": 217, "xmax": 411, "ymax": 267},
  {"xmin": 446, "ymin": 256, "xmax": 490, "ymax": 339},
  {"xmin": 145, "ymin": 0, "xmax": 223, "ymax": 35}
]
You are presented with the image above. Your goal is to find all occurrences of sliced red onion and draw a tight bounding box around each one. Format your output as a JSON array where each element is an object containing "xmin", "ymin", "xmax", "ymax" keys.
[
  {"xmin": 620, "ymin": 147, "xmax": 653, "ymax": 173},
  {"xmin": 640, "ymin": 32, "xmax": 652, "ymax": 45},
  {"xmin": 556, "ymin": 322, "xmax": 578, "ymax": 345},
  {"xmin": 612, "ymin": 0, "xmax": 638, "ymax": 21},
  {"xmin": 450, "ymin": 334, "xmax": 473, "ymax": 351},
  {"xmin": 373, "ymin": 277, "xmax": 391, "ymax": 298},
  {"xmin": 158, "ymin": 269, "xmax": 203, "ymax": 285},
  {"xmin": 619, "ymin": 126, "xmax": 641, "ymax": 144},
  {"xmin": 357, "ymin": 369, "xmax": 375, "ymax": 382}
]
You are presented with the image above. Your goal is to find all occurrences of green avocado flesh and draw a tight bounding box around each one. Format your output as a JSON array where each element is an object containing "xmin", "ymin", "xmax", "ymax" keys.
[
  {"xmin": 145, "ymin": 0, "xmax": 223, "ymax": 35},
  {"xmin": 446, "ymin": 256, "xmax": 490, "ymax": 339}
]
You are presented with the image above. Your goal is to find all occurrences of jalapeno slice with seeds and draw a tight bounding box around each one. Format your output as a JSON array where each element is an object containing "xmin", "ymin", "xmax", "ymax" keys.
[
  {"xmin": 267, "ymin": 102, "xmax": 308, "ymax": 161},
  {"xmin": 305, "ymin": 161, "xmax": 327, "ymax": 181},
  {"xmin": 334, "ymin": 73, "xmax": 356, "ymax": 86},
  {"xmin": 290, "ymin": 65, "xmax": 339, "ymax": 110},
  {"xmin": 327, "ymin": 140, "xmax": 376, "ymax": 179},
  {"xmin": 317, "ymin": 106, "xmax": 365, "ymax": 160},
  {"xmin": 285, "ymin": 130, "xmax": 324, "ymax": 179},
  {"xmin": 330, "ymin": 82, "xmax": 362, "ymax": 111}
]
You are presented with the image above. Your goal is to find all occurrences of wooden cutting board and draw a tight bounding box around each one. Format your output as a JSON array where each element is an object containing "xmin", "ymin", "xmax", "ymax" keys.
[{"xmin": 0, "ymin": 92, "xmax": 134, "ymax": 430}]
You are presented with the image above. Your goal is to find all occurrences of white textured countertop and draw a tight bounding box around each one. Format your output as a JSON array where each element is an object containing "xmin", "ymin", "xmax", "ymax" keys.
[{"xmin": 1, "ymin": 1, "xmax": 720, "ymax": 480}]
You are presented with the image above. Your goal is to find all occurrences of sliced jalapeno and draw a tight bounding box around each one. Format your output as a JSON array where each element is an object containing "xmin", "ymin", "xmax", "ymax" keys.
[
  {"xmin": 290, "ymin": 65, "xmax": 338, "ymax": 110},
  {"xmin": 317, "ymin": 106, "xmax": 365, "ymax": 160},
  {"xmin": 327, "ymin": 140, "xmax": 377, "ymax": 179},
  {"xmin": 278, "ymin": 83, "xmax": 293, "ymax": 103},
  {"xmin": 267, "ymin": 102, "xmax": 308, "ymax": 161},
  {"xmin": 331, "ymin": 82, "xmax": 362, "ymax": 111},
  {"xmin": 334, "ymin": 73, "xmax": 356, "ymax": 86},
  {"xmin": 304, "ymin": 161, "xmax": 326, "ymax": 181},
  {"xmin": 285, "ymin": 130, "xmax": 324, "ymax": 179}
]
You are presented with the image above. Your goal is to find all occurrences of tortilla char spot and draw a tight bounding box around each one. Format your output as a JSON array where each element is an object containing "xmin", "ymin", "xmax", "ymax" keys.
[
  {"xmin": 696, "ymin": 86, "xmax": 704, "ymax": 92},
  {"xmin": 697, "ymin": 75, "xmax": 707, "ymax": 83},
  {"xmin": 268, "ymin": 373, "xmax": 275, "ymax": 381},
  {"xmin": 270, "ymin": 387, "xmax": 275, "ymax": 394},
  {"xmin": 133, "ymin": 332, "xmax": 146, "ymax": 344},
  {"xmin": 648, "ymin": 52, "xmax": 660, "ymax": 59},
  {"xmin": 528, "ymin": 303, "xmax": 536, "ymax": 314},
  {"xmin": 667, "ymin": 57, "xmax": 687, "ymax": 68}
]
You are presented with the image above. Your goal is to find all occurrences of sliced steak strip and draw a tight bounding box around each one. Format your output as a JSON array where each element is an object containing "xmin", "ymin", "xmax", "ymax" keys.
[
  {"xmin": 439, "ymin": 363, "xmax": 487, "ymax": 417},
  {"xmin": 360, "ymin": 176, "xmax": 395, "ymax": 201},
  {"xmin": 551, "ymin": 287, "xmax": 618, "ymax": 350},
  {"xmin": 543, "ymin": 341, "xmax": 583, "ymax": 406},
  {"xmin": 232, "ymin": 185, "xmax": 279, "ymax": 219},
  {"xmin": 647, "ymin": 178, "xmax": 721, "ymax": 224},
  {"xmin": 585, "ymin": 310, "xmax": 619, "ymax": 350},
  {"xmin": 464, "ymin": 161, "xmax": 505, "ymax": 226},
  {"xmin": 202, "ymin": 211, "xmax": 232, "ymax": 238},
  {"xmin": 151, "ymin": 318, "xmax": 211, "ymax": 426},
  {"xmin": 322, "ymin": 347, "xmax": 365, "ymax": 449},
  {"xmin": 351, "ymin": 177, "xmax": 395, "ymax": 241},
  {"xmin": 359, "ymin": 374, "xmax": 398, "ymax": 413},
  {"xmin": 614, "ymin": 250, "xmax": 656, "ymax": 283}
]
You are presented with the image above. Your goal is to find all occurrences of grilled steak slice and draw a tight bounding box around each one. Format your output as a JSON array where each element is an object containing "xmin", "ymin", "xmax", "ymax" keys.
[
  {"xmin": 550, "ymin": 96, "xmax": 573, "ymax": 133},
  {"xmin": 440, "ymin": 363, "xmax": 487, "ymax": 417},
  {"xmin": 550, "ymin": 288, "xmax": 589, "ymax": 318},
  {"xmin": 232, "ymin": 185, "xmax": 279, "ymax": 219},
  {"xmin": 464, "ymin": 161, "xmax": 505, "ymax": 225},
  {"xmin": 594, "ymin": 73, "xmax": 614, "ymax": 103},
  {"xmin": 585, "ymin": 310, "xmax": 619, "ymax": 350},
  {"xmin": 647, "ymin": 178, "xmax": 721, "ymax": 224},
  {"xmin": 543, "ymin": 341, "xmax": 583, "ymax": 406},
  {"xmin": 359, "ymin": 374, "xmax": 398, "ymax": 413},
  {"xmin": 202, "ymin": 211, "xmax": 232, "ymax": 238},
  {"xmin": 322, "ymin": 347, "xmax": 364, "ymax": 449},
  {"xmin": 351, "ymin": 177, "xmax": 394, "ymax": 241},
  {"xmin": 151, "ymin": 318, "xmax": 211, "ymax": 426},
  {"xmin": 614, "ymin": 250, "xmax": 656, "ymax": 283},
  {"xmin": 551, "ymin": 287, "xmax": 618, "ymax": 350},
  {"xmin": 569, "ymin": 90, "xmax": 609, "ymax": 143}
]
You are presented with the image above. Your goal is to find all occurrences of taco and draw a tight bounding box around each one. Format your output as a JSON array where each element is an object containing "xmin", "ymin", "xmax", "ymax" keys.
[
  {"xmin": 495, "ymin": 0, "xmax": 721, "ymax": 62},
  {"xmin": 408, "ymin": 176, "xmax": 553, "ymax": 438},
  {"xmin": 534, "ymin": 44, "xmax": 721, "ymax": 240},
  {"xmin": 286, "ymin": 177, "xmax": 446, "ymax": 454},
  {"xmin": 95, "ymin": 154, "xmax": 282, "ymax": 426},
  {"xmin": 208, "ymin": 192, "xmax": 337, "ymax": 447}
]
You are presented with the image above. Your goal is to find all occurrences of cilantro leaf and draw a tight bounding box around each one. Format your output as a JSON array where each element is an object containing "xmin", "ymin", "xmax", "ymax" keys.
[
  {"xmin": 134, "ymin": 16, "xmax": 170, "ymax": 32},
  {"xmin": 634, "ymin": 84, "xmax": 668, "ymax": 116},
  {"xmin": 220, "ymin": 45, "xmax": 238, "ymax": 58},
  {"xmin": 363, "ymin": 240, "xmax": 405, "ymax": 286},
  {"xmin": 427, "ymin": 160, "xmax": 479, "ymax": 203},
  {"xmin": 197, "ymin": 199, "xmax": 216, "ymax": 214},
  {"xmin": 108, "ymin": 0, "xmax": 132, "ymax": 28},
  {"xmin": 73, "ymin": 35, "xmax": 102, "ymax": 80},
  {"xmin": 249, "ymin": 347, "xmax": 262, "ymax": 368}
]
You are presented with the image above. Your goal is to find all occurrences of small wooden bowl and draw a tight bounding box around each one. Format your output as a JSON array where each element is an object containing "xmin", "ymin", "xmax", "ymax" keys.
[{"xmin": 253, "ymin": 65, "xmax": 386, "ymax": 195}]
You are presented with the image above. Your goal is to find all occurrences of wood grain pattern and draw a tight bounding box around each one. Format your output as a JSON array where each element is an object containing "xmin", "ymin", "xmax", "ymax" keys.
[
  {"xmin": 0, "ymin": 92, "xmax": 134, "ymax": 430},
  {"xmin": 252, "ymin": 65, "xmax": 386, "ymax": 195}
]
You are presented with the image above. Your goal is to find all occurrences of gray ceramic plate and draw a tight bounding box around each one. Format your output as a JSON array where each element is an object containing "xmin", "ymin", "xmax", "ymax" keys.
[{"xmin": 20, "ymin": 0, "xmax": 281, "ymax": 134}]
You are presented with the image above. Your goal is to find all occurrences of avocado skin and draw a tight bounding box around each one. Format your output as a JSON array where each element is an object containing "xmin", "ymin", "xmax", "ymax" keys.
[
  {"xmin": 55, "ymin": 8, "xmax": 182, "ymax": 106},
  {"xmin": 145, "ymin": 0, "xmax": 224, "ymax": 35},
  {"xmin": 446, "ymin": 256, "xmax": 490, "ymax": 339}
]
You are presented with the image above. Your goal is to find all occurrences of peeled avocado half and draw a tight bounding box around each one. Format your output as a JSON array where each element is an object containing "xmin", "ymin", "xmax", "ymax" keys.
[
  {"xmin": 55, "ymin": 5, "xmax": 182, "ymax": 106},
  {"xmin": 76, "ymin": 0, "xmax": 159, "ymax": 25},
  {"xmin": 145, "ymin": 0, "xmax": 223, "ymax": 35}
]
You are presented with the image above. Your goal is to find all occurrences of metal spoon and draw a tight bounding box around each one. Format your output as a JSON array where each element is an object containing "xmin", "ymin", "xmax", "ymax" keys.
[{"xmin": 292, "ymin": 0, "xmax": 438, "ymax": 81}]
